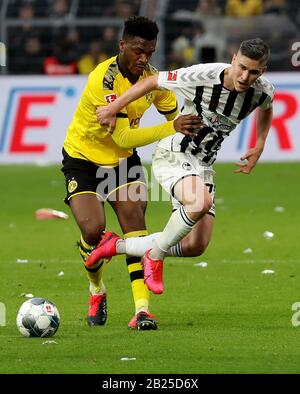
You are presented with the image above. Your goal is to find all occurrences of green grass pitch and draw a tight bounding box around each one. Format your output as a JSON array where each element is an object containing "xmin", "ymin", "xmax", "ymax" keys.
[{"xmin": 0, "ymin": 161, "xmax": 300, "ymax": 374}]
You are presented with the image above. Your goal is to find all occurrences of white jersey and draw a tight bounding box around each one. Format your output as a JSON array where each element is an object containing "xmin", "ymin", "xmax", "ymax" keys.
[{"xmin": 157, "ymin": 63, "xmax": 275, "ymax": 165}]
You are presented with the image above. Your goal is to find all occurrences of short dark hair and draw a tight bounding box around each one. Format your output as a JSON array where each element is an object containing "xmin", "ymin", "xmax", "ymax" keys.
[
  {"xmin": 239, "ymin": 38, "xmax": 270, "ymax": 66},
  {"xmin": 122, "ymin": 16, "xmax": 159, "ymax": 41}
]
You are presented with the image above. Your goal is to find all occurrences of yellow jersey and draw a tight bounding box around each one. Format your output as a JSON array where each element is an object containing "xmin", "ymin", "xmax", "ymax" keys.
[{"xmin": 64, "ymin": 56, "xmax": 178, "ymax": 166}]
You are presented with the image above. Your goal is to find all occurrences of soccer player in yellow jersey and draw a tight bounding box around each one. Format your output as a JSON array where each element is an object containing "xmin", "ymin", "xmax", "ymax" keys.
[{"xmin": 62, "ymin": 16, "xmax": 202, "ymax": 330}]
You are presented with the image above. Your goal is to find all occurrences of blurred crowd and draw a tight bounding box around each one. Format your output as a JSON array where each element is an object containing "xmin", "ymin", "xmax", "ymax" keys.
[
  {"xmin": 1, "ymin": 0, "xmax": 300, "ymax": 74},
  {"xmin": 165, "ymin": 0, "xmax": 300, "ymax": 71},
  {"xmin": 5, "ymin": 0, "xmax": 138, "ymax": 74}
]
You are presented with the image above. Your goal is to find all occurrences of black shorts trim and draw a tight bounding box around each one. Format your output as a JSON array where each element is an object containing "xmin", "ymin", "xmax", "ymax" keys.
[{"xmin": 61, "ymin": 149, "xmax": 146, "ymax": 204}]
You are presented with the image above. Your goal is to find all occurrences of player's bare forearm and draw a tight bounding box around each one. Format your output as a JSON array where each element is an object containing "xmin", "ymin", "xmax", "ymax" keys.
[
  {"xmin": 234, "ymin": 107, "xmax": 273, "ymax": 175},
  {"xmin": 255, "ymin": 107, "xmax": 273, "ymax": 150},
  {"xmin": 113, "ymin": 75, "xmax": 159, "ymax": 112}
]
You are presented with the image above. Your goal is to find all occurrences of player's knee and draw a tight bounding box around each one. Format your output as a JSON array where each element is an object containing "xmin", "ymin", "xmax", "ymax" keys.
[
  {"xmin": 202, "ymin": 195, "xmax": 213, "ymax": 214},
  {"xmin": 78, "ymin": 221, "xmax": 103, "ymax": 246},
  {"xmin": 189, "ymin": 194, "xmax": 212, "ymax": 219},
  {"xmin": 82, "ymin": 230, "xmax": 102, "ymax": 246},
  {"xmin": 201, "ymin": 190, "xmax": 213, "ymax": 214}
]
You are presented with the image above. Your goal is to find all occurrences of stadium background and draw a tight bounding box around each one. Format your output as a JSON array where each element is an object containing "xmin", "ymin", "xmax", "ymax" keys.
[
  {"xmin": 0, "ymin": 0, "xmax": 300, "ymax": 164},
  {"xmin": 1, "ymin": 0, "xmax": 300, "ymax": 376}
]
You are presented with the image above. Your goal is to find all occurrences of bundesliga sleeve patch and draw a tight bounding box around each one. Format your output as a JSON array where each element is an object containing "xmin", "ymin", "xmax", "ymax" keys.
[
  {"xmin": 167, "ymin": 71, "xmax": 178, "ymax": 81},
  {"xmin": 104, "ymin": 93, "xmax": 118, "ymax": 103}
]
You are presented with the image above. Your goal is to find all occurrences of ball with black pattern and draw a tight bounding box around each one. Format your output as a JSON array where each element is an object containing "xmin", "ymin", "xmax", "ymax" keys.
[{"xmin": 16, "ymin": 298, "xmax": 60, "ymax": 338}]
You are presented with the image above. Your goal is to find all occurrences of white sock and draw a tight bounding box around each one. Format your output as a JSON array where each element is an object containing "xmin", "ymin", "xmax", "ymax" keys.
[
  {"xmin": 151, "ymin": 206, "xmax": 195, "ymax": 260},
  {"xmin": 116, "ymin": 239, "xmax": 127, "ymax": 254},
  {"xmin": 118, "ymin": 233, "xmax": 160, "ymax": 256},
  {"xmin": 118, "ymin": 232, "xmax": 184, "ymax": 257}
]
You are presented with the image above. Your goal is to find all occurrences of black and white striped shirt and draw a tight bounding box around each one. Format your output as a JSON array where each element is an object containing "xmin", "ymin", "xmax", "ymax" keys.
[{"xmin": 157, "ymin": 63, "xmax": 274, "ymax": 165}]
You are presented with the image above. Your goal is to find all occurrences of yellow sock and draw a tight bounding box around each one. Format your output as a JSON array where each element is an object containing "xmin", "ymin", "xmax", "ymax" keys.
[
  {"xmin": 86, "ymin": 264, "xmax": 106, "ymax": 295},
  {"xmin": 79, "ymin": 236, "xmax": 106, "ymax": 295},
  {"xmin": 124, "ymin": 230, "xmax": 150, "ymax": 314}
]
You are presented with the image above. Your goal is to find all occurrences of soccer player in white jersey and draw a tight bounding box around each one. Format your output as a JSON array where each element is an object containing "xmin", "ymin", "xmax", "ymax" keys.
[{"xmin": 86, "ymin": 38, "xmax": 274, "ymax": 295}]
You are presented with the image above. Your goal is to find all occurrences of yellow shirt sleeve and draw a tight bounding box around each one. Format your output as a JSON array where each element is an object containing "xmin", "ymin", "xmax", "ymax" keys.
[
  {"xmin": 164, "ymin": 108, "xmax": 179, "ymax": 121},
  {"xmin": 111, "ymin": 117, "xmax": 176, "ymax": 149},
  {"xmin": 87, "ymin": 68, "xmax": 111, "ymax": 107},
  {"xmin": 153, "ymin": 89, "xmax": 179, "ymax": 121}
]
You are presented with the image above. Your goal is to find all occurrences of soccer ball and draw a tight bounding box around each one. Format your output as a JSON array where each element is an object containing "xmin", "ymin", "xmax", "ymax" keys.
[{"xmin": 16, "ymin": 297, "xmax": 60, "ymax": 338}]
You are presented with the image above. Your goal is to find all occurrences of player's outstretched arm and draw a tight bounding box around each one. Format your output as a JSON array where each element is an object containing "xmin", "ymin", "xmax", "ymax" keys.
[
  {"xmin": 96, "ymin": 75, "xmax": 159, "ymax": 131},
  {"xmin": 111, "ymin": 114, "xmax": 202, "ymax": 149},
  {"xmin": 234, "ymin": 107, "xmax": 273, "ymax": 174}
]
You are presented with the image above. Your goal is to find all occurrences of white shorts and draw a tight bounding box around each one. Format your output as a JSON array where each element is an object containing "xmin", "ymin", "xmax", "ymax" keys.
[{"xmin": 152, "ymin": 147, "xmax": 216, "ymax": 216}]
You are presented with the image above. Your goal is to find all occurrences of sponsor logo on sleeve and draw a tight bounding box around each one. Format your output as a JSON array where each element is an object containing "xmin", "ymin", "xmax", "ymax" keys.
[
  {"xmin": 104, "ymin": 93, "xmax": 118, "ymax": 103},
  {"xmin": 167, "ymin": 71, "xmax": 178, "ymax": 82}
]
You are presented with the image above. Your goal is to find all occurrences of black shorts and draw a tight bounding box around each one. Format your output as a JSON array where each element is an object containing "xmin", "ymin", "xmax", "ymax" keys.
[{"xmin": 61, "ymin": 149, "xmax": 147, "ymax": 204}]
